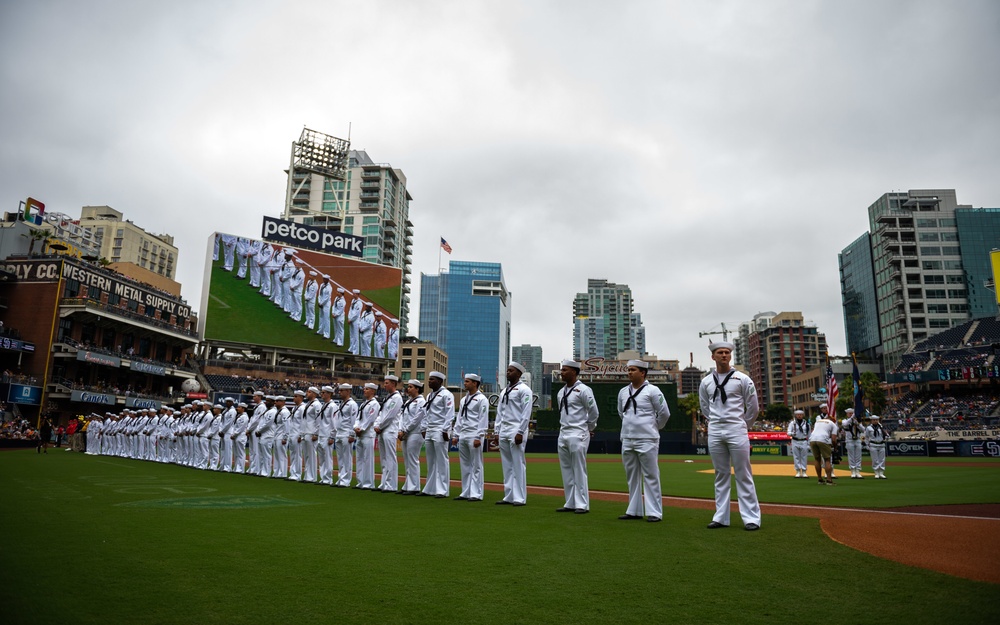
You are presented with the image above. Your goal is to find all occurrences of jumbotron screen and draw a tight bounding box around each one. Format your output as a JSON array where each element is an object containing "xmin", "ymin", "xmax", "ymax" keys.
[{"xmin": 199, "ymin": 232, "xmax": 402, "ymax": 359}]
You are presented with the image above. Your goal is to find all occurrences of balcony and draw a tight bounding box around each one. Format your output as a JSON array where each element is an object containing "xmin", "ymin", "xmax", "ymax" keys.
[
  {"xmin": 361, "ymin": 169, "xmax": 381, "ymax": 179},
  {"xmin": 359, "ymin": 192, "xmax": 380, "ymax": 200},
  {"xmin": 360, "ymin": 181, "xmax": 380, "ymax": 189},
  {"xmin": 359, "ymin": 202, "xmax": 379, "ymax": 211}
]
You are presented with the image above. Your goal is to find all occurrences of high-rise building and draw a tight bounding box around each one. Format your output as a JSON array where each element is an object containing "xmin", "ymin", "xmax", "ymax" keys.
[
  {"xmin": 419, "ymin": 260, "xmax": 511, "ymax": 390},
  {"xmin": 282, "ymin": 141, "xmax": 414, "ymax": 335},
  {"xmin": 572, "ymin": 279, "xmax": 645, "ymax": 360},
  {"xmin": 512, "ymin": 344, "xmax": 543, "ymax": 397},
  {"xmin": 744, "ymin": 311, "xmax": 827, "ymax": 407},
  {"xmin": 392, "ymin": 337, "xmax": 448, "ymax": 384},
  {"xmin": 735, "ymin": 312, "xmax": 775, "ymax": 368},
  {"xmin": 840, "ymin": 189, "xmax": 999, "ymax": 371}
]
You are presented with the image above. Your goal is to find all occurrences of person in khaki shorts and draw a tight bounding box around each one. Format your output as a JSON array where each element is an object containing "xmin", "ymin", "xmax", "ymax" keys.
[{"xmin": 809, "ymin": 411, "xmax": 839, "ymax": 485}]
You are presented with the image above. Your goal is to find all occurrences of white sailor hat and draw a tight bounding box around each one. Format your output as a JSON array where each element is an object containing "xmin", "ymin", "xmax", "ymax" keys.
[
  {"xmin": 464, "ymin": 373, "xmax": 481, "ymax": 383},
  {"xmin": 307, "ymin": 386, "xmax": 320, "ymax": 395},
  {"xmin": 352, "ymin": 289, "xmax": 360, "ymax": 294},
  {"xmin": 626, "ymin": 359, "xmax": 649, "ymax": 369},
  {"xmin": 794, "ymin": 409, "xmax": 804, "ymax": 415},
  {"xmin": 265, "ymin": 395, "xmax": 276, "ymax": 401},
  {"xmin": 274, "ymin": 395, "xmax": 286, "ymax": 401},
  {"xmin": 375, "ymin": 311, "xmax": 383, "ymax": 317},
  {"xmin": 322, "ymin": 274, "xmax": 330, "ymax": 280},
  {"xmin": 384, "ymin": 374, "xmax": 399, "ymax": 382},
  {"xmin": 845, "ymin": 408, "xmax": 855, "ymax": 414},
  {"xmin": 238, "ymin": 403, "xmax": 247, "ymax": 408},
  {"xmin": 321, "ymin": 385, "xmax": 335, "ymax": 393},
  {"xmin": 869, "ymin": 414, "xmax": 880, "ymax": 420},
  {"xmin": 560, "ymin": 359, "xmax": 582, "ymax": 370},
  {"xmin": 337, "ymin": 287, "xmax": 345, "ymax": 292},
  {"xmin": 213, "ymin": 404, "xmax": 223, "ymax": 409},
  {"xmin": 709, "ymin": 340, "xmax": 736, "ymax": 352},
  {"xmin": 508, "ymin": 361, "xmax": 525, "ymax": 373},
  {"xmin": 429, "ymin": 371, "xmax": 446, "ymax": 381},
  {"xmin": 253, "ymin": 390, "xmax": 264, "ymax": 397},
  {"xmin": 173, "ymin": 410, "xmax": 181, "ymax": 415},
  {"xmin": 391, "ymin": 318, "xmax": 398, "ymax": 323},
  {"xmin": 224, "ymin": 397, "xmax": 234, "ymax": 403},
  {"xmin": 819, "ymin": 403, "xmax": 829, "ymax": 410},
  {"xmin": 406, "ymin": 379, "xmax": 423, "ymax": 388},
  {"xmin": 363, "ymin": 301, "xmax": 372, "ymax": 307},
  {"xmin": 191, "ymin": 400, "xmax": 201, "ymax": 405},
  {"xmin": 293, "ymin": 390, "xmax": 306, "ymax": 397},
  {"xmin": 338, "ymin": 383, "xmax": 353, "ymax": 391},
  {"xmin": 283, "ymin": 248, "xmax": 296, "ymax": 255},
  {"xmin": 309, "ymin": 271, "xmax": 317, "ymax": 276},
  {"xmin": 363, "ymin": 383, "xmax": 378, "ymax": 390}
]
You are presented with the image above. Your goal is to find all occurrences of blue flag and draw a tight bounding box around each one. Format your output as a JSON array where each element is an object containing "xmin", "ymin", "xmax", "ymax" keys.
[{"xmin": 852, "ymin": 355, "xmax": 865, "ymax": 417}]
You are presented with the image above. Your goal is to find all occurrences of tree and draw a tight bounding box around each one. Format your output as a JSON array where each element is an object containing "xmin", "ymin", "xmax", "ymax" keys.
[
  {"xmin": 763, "ymin": 403, "xmax": 791, "ymax": 424},
  {"xmin": 860, "ymin": 371, "xmax": 887, "ymax": 415},
  {"xmin": 21, "ymin": 228, "xmax": 50, "ymax": 255}
]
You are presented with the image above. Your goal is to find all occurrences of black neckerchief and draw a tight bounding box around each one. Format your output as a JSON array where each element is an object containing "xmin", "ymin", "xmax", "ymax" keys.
[
  {"xmin": 462, "ymin": 392, "xmax": 481, "ymax": 417},
  {"xmin": 625, "ymin": 382, "xmax": 647, "ymax": 414},
  {"xmin": 560, "ymin": 382, "xmax": 579, "ymax": 414},
  {"xmin": 502, "ymin": 382, "xmax": 519, "ymax": 404},
  {"xmin": 712, "ymin": 370, "xmax": 737, "ymax": 403}
]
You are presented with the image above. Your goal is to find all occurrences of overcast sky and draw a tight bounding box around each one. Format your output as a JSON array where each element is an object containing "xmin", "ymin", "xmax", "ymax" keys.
[{"xmin": 2, "ymin": 0, "xmax": 998, "ymax": 371}]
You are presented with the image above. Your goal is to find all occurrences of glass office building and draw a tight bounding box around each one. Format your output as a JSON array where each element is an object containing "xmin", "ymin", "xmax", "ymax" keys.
[
  {"xmin": 956, "ymin": 208, "xmax": 1000, "ymax": 319},
  {"xmin": 419, "ymin": 261, "xmax": 511, "ymax": 390},
  {"xmin": 839, "ymin": 232, "xmax": 881, "ymax": 359}
]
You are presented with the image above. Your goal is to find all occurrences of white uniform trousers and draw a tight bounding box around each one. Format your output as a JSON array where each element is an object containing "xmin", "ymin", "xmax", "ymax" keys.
[
  {"xmin": 422, "ymin": 433, "xmax": 451, "ymax": 496},
  {"xmin": 318, "ymin": 438, "xmax": 335, "ymax": 485},
  {"xmin": 870, "ymin": 443, "xmax": 886, "ymax": 474},
  {"xmin": 558, "ymin": 432, "xmax": 591, "ymax": 511},
  {"xmin": 287, "ymin": 438, "xmax": 302, "ymax": 481},
  {"xmin": 360, "ymin": 331, "xmax": 372, "ymax": 357},
  {"xmin": 708, "ymin": 429, "xmax": 761, "ymax": 526},
  {"xmin": 248, "ymin": 436, "xmax": 259, "ymax": 474},
  {"xmin": 300, "ymin": 437, "xmax": 318, "ymax": 482},
  {"xmin": 355, "ymin": 435, "xmax": 376, "ymax": 488},
  {"xmin": 258, "ymin": 437, "xmax": 274, "ymax": 476},
  {"xmin": 846, "ymin": 440, "xmax": 863, "ymax": 473},
  {"xmin": 330, "ymin": 313, "xmax": 342, "ymax": 344},
  {"xmin": 236, "ymin": 253, "xmax": 248, "ymax": 278},
  {"xmin": 272, "ymin": 439, "xmax": 288, "ymax": 478},
  {"xmin": 233, "ymin": 437, "xmax": 247, "ymax": 474},
  {"xmin": 621, "ymin": 438, "xmax": 661, "ymax": 518},
  {"xmin": 304, "ymin": 302, "xmax": 315, "ymax": 329},
  {"xmin": 378, "ymin": 429, "xmax": 399, "ymax": 491},
  {"xmin": 220, "ymin": 437, "xmax": 233, "ymax": 471},
  {"xmin": 317, "ymin": 307, "xmax": 331, "ymax": 339},
  {"xmin": 209, "ymin": 437, "xmax": 222, "ymax": 470},
  {"xmin": 289, "ymin": 290, "xmax": 303, "ymax": 321},
  {"xmin": 348, "ymin": 322, "xmax": 359, "ymax": 354},
  {"xmin": 499, "ymin": 438, "xmax": 527, "ymax": 504},
  {"xmin": 198, "ymin": 437, "xmax": 211, "ymax": 470},
  {"xmin": 458, "ymin": 437, "xmax": 484, "ymax": 500},
  {"xmin": 335, "ymin": 436, "xmax": 354, "ymax": 487},
  {"xmin": 791, "ymin": 440, "xmax": 809, "ymax": 473},
  {"xmin": 401, "ymin": 434, "xmax": 424, "ymax": 493}
]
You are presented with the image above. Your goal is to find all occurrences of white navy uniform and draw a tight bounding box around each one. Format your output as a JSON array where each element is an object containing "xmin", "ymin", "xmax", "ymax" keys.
[
  {"xmin": 329, "ymin": 290, "xmax": 345, "ymax": 344},
  {"xmin": 334, "ymin": 397, "xmax": 358, "ymax": 487},
  {"xmin": 287, "ymin": 267, "xmax": 304, "ymax": 321},
  {"xmin": 454, "ymin": 391, "xmax": 489, "ymax": 500},
  {"xmin": 248, "ymin": 240, "xmax": 263, "ymax": 287},
  {"xmin": 353, "ymin": 397, "xmax": 380, "ymax": 489},
  {"xmin": 358, "ymin": 309, "xmax": 375, "ymax": 357},
  {"xmin": 398, "ymin": 395, "xmax": 427, "ymax": 494},
  {"xmin": 841, "ymin": 414, "xmax": 864, "ymax": 477},
  {"xmin": 618, "ymin": 381, "xmax": 670, "ymax": 519},
  {"xmin": 787, "ymin": 417, "xmax": 811, "ymax": 476},
  {"xmin": 219, "ymin": 405, "xmax": 237, "ymax": 471},
  {"xmin": 421, "ymin": 386, "xmax": 456, "ymax": 496},
  {"xmin": 866, "ymin": 420, "xmax": 888, "ymax": 478},
  {"xmin": 496, "ymin": 381, "xmax": 533, "ymax": 504},
  {"xmin": 317, "ymin": 399, "xmax": 336, "ymax": 485},
  {"xmin": 231, "ymin": 409, "xmax": 249, "ymax": 474},
  {"xmin": 373, "ymin": 317, "xmax": 387, "ymax": 359},
  {"xmin": 247, "ymin": 401, "xmax": 265, "ymax": 474},
  {"xmin": 300, "ymin": 398, "xmax": 321, "ymax": 482},
  {"xmin": 271, "ymin": 405, "xmax": 291, "ymax": 479},
  {"xmin": 699, "ymin": 368, "xmax": 762, "ymax": 527},
  {"xmin": 286, "ymin": 400, "xmax": 305, "ymax": 481},
  {"xmin": 559, "ymin": 381, "xmax": 600, "ymax": 511},
  {"xmin": 375, "ymin": 391, "xmax": 403, "ymax": 491},
  {"xmin": 221, "ymin": 234, "xmax": 237, "ymax": 271},
  {"xmin": 235, "ymin": 237, "xmax": 250, "ymax": 279},
  {"xmin": 347, "ymin": 296, "xmax": 362, "ymax": 354},
  {"xmin": 302, "ymin": 278, "xmax": 318, "ymax": 330},
  {"xmin": 256, "ymin": 404, "xmax": 278, "ymax": 477},
  {"xmin": 255, "ymin": 245, "xmax": 273, "ymax": 295}
]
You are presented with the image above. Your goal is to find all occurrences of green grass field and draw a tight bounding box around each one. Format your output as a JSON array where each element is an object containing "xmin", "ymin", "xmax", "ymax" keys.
[{"xmin": 1, "ymin": 450, "xmax": 997, "ymax": 625}]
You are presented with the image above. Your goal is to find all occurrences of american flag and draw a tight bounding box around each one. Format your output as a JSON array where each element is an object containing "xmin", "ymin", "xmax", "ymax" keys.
[
  {"xmin": 826, "ymin": 362, "xmax": 838, "ymax": 416},
  {"xmin": 440, "ymin": 237, "xmax": 452, "ymax": 254}
]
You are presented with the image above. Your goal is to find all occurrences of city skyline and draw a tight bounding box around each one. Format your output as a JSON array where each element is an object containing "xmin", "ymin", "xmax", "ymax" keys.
[{"xmin": 2, "ymin": 1, "xmax": 998, "ymax": 371}]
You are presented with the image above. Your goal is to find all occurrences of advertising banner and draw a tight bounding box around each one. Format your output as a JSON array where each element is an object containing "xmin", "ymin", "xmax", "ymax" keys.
[
  {"xmin": 261, "ymin": 216, "xmax": 365, "ymax": 258},
  {"xmin": 888, "ymin": 441, "xmax": 928, "ymax": 456},
  {"xmin": 7, "ymin": 384, "xmax": 42, "ymax": 405},
  {"xmin": 77, "ymin": 350, "xmax": 121, "ymax": 368},
  {"xmin": 130, "ymin": 361, "xmax": 166, "ymax": 376},
  {"xmin": 125, "ymin": 396, "xmax": 162, "ymax": 410},
  {"xmin": 71, "ymin": 390, "xmax": 116, "ymax": 405},
  {"xmin": 748, "ymin": 432, "xmax": 791, "ymax": 441},
  {"xmin": 750, "ymin": 445, "xmax": 783, "ymax": 456},
  {"xmin": 200, "ymin": 232, "xmax": 402, "ymax": 358}
]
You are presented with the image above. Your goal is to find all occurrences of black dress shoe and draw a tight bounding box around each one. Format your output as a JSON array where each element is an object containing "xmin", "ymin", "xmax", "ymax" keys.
[
  {"xmin": 434, "ymin": 494, "xmax": 447, "ymax": 499},
  {"xmin": 706, "ymin": 521, "xmax": 728, "ymax": 529},
  {"xmin": 744, "ymin": 523, "xmax": 760, "ymax": 531},
  {"xmin": 495, "ymin": 500, "xmax": 512, "ymax": 505},
  {"xmin": 574, "ymin": 509, "xmax": 589, "ymax": 514},
  {"xmin": 415, "ymin": 492, "xmax": 430, "ymax": 497},
  {"xmin": 512, "ymin": 502, "xmax": 526, "ymax": 507},
  {"xmin": 454, "ymin": 496, "xmax": 469, "ymax": 500},
  {"xmin": 618, "ymin": 514, "xmax": 642, "ymax": 520},
  {"xmin": 468, "ymin": 498, "xmax": 482, "ymax": 502},
  {"xmin": 555, "ymin": 507, "xmax": 576, "ymax": 512},
  {"xmin": 646, "ymin": 516, "xmax": 661, "ymax": 523}
]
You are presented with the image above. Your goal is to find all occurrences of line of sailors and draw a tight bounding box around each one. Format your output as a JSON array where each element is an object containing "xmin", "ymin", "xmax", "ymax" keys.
[
  {"xmin": 82, "ymin": 371, "xmax": 500, "ymax": 500},
  {"xmin": 787, "ymin": 405, "xmax": 890, "ymax": 479},
  {"xmin": 216, "ymin": 235, "xmax": 398, "ymax": 359}
]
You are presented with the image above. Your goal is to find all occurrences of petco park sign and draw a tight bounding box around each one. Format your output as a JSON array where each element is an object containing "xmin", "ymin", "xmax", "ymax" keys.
[{"xmin": 261, "ymin": 216, "xmax": 364, "ymax": 258}]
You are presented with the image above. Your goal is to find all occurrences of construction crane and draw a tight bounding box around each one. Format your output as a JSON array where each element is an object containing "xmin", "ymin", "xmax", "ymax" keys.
[{"xmin": 698, "ymin": 323, "xmax": 733, "ymax": 342}]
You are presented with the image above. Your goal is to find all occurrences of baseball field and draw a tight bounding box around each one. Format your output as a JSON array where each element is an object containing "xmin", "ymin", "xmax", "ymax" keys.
[{"xmin": 1, "ymin": 449, "xmax": 997, "ymax": 624}]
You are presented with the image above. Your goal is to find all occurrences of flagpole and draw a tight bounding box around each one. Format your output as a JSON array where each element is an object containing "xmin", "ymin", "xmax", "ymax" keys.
[{"xmin": 438, "ymin": 237, "xmax": 442, "ymax": 273}]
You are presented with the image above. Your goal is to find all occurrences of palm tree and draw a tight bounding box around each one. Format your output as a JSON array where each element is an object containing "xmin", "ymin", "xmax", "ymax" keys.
[{"xmin": 21, "ymin": 228, "xmax": 51, "ymax": 256}]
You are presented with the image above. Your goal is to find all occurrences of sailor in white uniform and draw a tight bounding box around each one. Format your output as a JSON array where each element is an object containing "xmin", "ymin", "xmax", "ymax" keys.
[
  {"xmin": 787, "ymin": 409, "xmax": 811, "ymax": 478},
  {"xmin": 298, "ymin": 386, "xmax": 321, "ymax": 482},
  {"xmin": 246, "ymin": 392, "xmax": 266, "ymax": 474},
  {"xmin": 316, "ymin": 386, "xmax": 337, "ymax": 485},
  {"xmin": 397, "ymin": 380, "xmax": 427, "ymax": 494},
  {"xmin": 358, "ymin": 302, "xmax": 375, "ymax": 357},
  {"xmin": 387, "ymin": 319, "xmax": 400, "ymax": 360},
  {"xmin": 235, "ymin": 237, "xmax": 250, "ymax": 279},
  {"xmin": 219, "ymin": 398, "xmax": 237, "ymax": 471},
  {"xmin": 247, "ymin": 240, "xmax": 263, "ymax": 287},
  {"xmin": 842, "ymin": 408, "xmax": 864, "ymax": 478},
  {"xmin": 495, "ymin": 362, "xmax": 533, "ymax": 507},
  {"xmin": 373, "ymin": 312, "xmax": 387, "ymax": 359},
  {"xmin": 453, "ymin": 373, "xmax": 489, "ymax": 501},
  {"xmin": 865, "ymin": 415, "xmax": 888, "ymax": 479},
  {"xmin": 221, "ymin": 233, "xmax": 236, "ymax": 271},
  {"xmin": 286, "ymin": 390, "xmax": 306, "ymax": 480},
  {"xmin": 420, "ymin": 371, "xmax": 455, "ymax": 498},
  {"xmin": 353, "ymin": 383, "xmax": 380, "ymax": 489},
  {"xmin": 231, "ymin": 403, "xmax": 249, "ymax": 474},
  {"xmin": 557, "ymin": 359, "xmax": 600, "ymax": 514},
  {"xmin": 617, "ymin": 359, "xmax": 670, "ymax": 522},
  {"xmin": 699, "ymin": 341, "xmax": 762, "ymax": 531},
  {"xmin": 287, "ymin": 264, "xmax": 305, "ymax": 322},
  {"xmin": 334, "ymin": 384, "xmax": 358, "ymax": 487},
  {"xmin": 302, "ymin": 271, "xmax": 319, "ymax": 330},
  {"xmin": 271, "ymin": 396, "xmax": 291, "ymax": 479},
  {"xmin": 329, "ymin": 285, "xmax": 345, "ymax": 344},
  {"xmin": 347, "ymin": 290, "xmax": 363, "ymax": 354},
  {"xmin": 255, "ymin": 396, "xmax": 277, "ymax": 477},
  {"xmin": 374, "ymin": 375, "xmax": 403, "ymax": 492}
]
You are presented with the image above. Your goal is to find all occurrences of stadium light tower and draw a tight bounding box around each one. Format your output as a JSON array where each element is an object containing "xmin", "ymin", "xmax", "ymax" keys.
[{"xmin": 282, "ymin": 127, "xmax": 351, "ymax": 229}]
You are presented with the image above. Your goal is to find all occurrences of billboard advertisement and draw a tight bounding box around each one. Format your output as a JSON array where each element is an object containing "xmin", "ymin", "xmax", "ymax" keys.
[{"xmin": 199, "ymin": 231, "xmax": 402, "ymax": 358}]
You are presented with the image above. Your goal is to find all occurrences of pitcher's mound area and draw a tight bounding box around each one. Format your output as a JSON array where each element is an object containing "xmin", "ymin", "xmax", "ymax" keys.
[{"xmin": 697, "ymin": 465, "xmax": 872, "ymax": 477}]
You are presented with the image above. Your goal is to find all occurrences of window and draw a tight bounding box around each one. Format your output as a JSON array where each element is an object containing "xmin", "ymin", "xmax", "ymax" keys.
[
  {"xmin": 929, "ymin": 319, "xmax": 950, "ymax": 328},
  {"xmin": 923, "ymin": 275, "xmax": 944, "ymax": 284},
  {"xmin": 948, "ymin": 289, "xmax": 967, "ymax": 299},
  {"xmin": 939, "ymin": 218, "xmax": 956, "ymax": 227},
  {"xmin": 402, "ymin": 347, "xmax": 412, "ymax": 356},
  {"xmin": 362, "ymin": 216, "xmax": 379, "ymax": 224},
  {"xmin": 944, "ymin": 260, "xmax": 963, "ymax": 270},
  {"xmin": 922, "ymin": 261, "xmax": 942, "ymax": 270},
  {"xmin": 927, "ymin": 304, "xmax": 948, "ymax": 313},
  {"xmin": 417, "ymin": 348, "xmax": 426, "ymax": 356},
  {"xmin": 920, "ymin": 246, "xmax": 941, "ymax": 256},
  {"xmin": 401, "ymin": 359, "xmax": 411, "ymax": 368},
  {"xmin": 916, "ymin": 219, "xmax": 937, "ymax": 228},
  {"xmin": 919, "ymin": 232, "xmax": 940, "ymax": 241},
  {"xmin": 947, "ymin": 275, "xmax": 964, "ymax": 284},
  {"xmin": 950, "ymin": 304, "xmax": 968, "ymax": 313},
  {"xmin": 941, "ymin": 246, "xmax": 960, "ymax": 256},
  {"xmin": 941, "ymin": 232, "xmax": 958, "ymax": 241},
  {"xmin": 417, "ymin": 359, "xmax": 426, "ymax": 368},
  {"xmin": 925, "ymin": 289, "xmax": 946, "ymax": 299}
]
